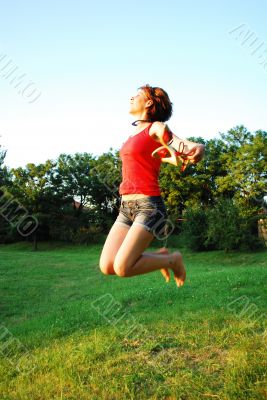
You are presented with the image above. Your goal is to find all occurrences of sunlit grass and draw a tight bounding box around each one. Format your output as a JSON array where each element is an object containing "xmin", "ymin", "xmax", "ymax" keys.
[{"xmin": 0, "ymin": 241, "xmax": 266, "ymax": 399}]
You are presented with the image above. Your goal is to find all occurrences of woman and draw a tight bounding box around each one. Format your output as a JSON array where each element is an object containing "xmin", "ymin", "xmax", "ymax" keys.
[{"xmin": 99, "ymin": 84, "xmax": 205, "ymax": 287}]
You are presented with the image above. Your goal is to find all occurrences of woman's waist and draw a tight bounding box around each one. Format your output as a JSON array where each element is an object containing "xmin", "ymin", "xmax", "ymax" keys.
[
  {"xmin": 121, "ymin": 194, "xmax": 150, "ymax": 200},
  {"xmin": 120, "ymin": 194, "xmax": 164, "ymax": 206}
]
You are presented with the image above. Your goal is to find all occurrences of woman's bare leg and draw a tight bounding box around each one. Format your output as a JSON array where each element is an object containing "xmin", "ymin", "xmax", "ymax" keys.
[
  {"xmin": 99, "ymin": 223, "xmax": 171, "ymax": 280},
  {"xmin": 99, "ymin": 222, "xmax": 130, "ymax": 275},
  {"xmin": 113, "ymin": 224, "xmax": 186, "ymax": 287},
  {"xmin": 146, "ymin": 247, "xmax": 170, "ymax": 282}
]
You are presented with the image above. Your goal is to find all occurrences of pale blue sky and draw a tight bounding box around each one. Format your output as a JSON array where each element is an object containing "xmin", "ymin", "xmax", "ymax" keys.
[{"xmin": 0, "ymin": 0, "xmax": 266, "ymax": 168}]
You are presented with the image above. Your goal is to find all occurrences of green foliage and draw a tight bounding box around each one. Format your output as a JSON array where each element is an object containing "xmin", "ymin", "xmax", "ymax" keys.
[
  {"xmin": 0, "ymin": 218, "xmax": 18, "ymax": 243},
  {"xmin": 88, "ymin": 148, "xmax": 122, "ymax": 215},
  {"xmin": 0, "ymin": 142, "xmax": 7, "ymax": 168},
  {"xmin": 1, "ymin": 126, "xmax": 266, "ymax": 249},
  {"xmin": 0, "ymin": 187, "xmax": 28, "ymax": 244},
  {"xmin": 205, "ymin": 198, "xmax": 243, "ymax": 251},
  {"xmin": 53, "ymin": 152, "xmax": 95, "ymax": 207},
  {"xmin": 48, "ymin": 208, "xmax": 111, "ymax": 244},
  {"xmin": 205, "ymin": 198, "xmax": 263, "ymax": 251},
  {"xmin": 0, "ymin": 142, "xmax": 12, "ymax": 188},
  {"xmin": 215, "ymin": 128, "xmax": 267, "ymax": 211},
  {"xmin": 181, "ymin": 199, "xmax": 264, "ymax": 252},
  {"xmin": 180, "ymin": 207, "xmax": 209, "ymax": 251},
  {"xmin": 49, "ymin": 221, "xmax": 103, "ymax": 244}
]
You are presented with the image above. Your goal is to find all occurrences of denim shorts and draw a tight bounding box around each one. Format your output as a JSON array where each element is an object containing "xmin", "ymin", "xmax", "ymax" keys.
[{"xmin": 115, "ymin": 196, "xmax": 169, "ymax": 239}]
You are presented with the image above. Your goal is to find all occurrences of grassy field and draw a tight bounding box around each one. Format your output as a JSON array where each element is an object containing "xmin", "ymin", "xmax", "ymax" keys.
[{"xmin": 0, "ymin": 241, "xmax": 266, "ymax": 400}]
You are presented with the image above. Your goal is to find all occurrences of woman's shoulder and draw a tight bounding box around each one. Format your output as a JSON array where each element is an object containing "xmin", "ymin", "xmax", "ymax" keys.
[{"xmin": 148, "ymin": 121, "xmax": 167, "ymax": 141}]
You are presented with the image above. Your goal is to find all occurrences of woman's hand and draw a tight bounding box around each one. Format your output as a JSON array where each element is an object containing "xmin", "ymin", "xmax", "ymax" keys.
[
  {"xmin": 149, "ymin": 122, "xmax": 205, "ymax": 168},
  {"xmin": 185, "ymin": 144, "xmax": 205, "ymax": 164}
]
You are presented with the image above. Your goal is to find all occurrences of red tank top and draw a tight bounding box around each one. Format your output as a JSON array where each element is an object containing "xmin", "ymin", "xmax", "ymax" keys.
[{"xmin": 119, "ymin": 123, "xmax": 162, "ymax": 196}]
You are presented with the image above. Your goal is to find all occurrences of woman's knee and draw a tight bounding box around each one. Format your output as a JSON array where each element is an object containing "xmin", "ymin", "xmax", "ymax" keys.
[
  {"xmin": 99, "ymin": 258, "xmax": 116, "ymax": 275},
  {"xmin": 113, "ymin": 258, "xmax": 131, "ymax": 277},
  {"xmin": 99, "ymin": 255, "xmax": 130, "ymax": 277}
]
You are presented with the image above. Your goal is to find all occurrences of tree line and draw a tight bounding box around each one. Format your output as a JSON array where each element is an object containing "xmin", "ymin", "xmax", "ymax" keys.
[{"xmin": 0, "ymin": 125, "xmax": 266, "ymax": 251}]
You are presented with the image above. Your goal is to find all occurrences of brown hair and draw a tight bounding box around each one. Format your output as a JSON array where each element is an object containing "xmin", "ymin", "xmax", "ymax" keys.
[{"xmin": 138, "ymin": 84, "xmax": 173, "ymax": 122}]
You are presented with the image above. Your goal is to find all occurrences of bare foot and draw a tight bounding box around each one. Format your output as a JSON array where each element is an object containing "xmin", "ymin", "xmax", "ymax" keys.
[
  {"xmin": 155, "ymin": 247, "xmax": 170, "ymax": 283},
  {"xmin": 171, "ymin": 251, "xmax": 186, "ymax": 287}
]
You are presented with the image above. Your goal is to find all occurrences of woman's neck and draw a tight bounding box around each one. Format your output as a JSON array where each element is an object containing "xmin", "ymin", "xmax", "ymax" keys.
[
  {"xmin": 132, "ymin": 119, "xmax": 151, "ymax": 126},
  {"xmin": 132, "ymin": 120, "xmax": 151, "ymax": 135}
]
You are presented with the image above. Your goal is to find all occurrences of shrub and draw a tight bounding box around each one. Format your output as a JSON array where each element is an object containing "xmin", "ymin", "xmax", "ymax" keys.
[
  {"xmin": 180, "ymin": 207, "xmax": 209, "ymax": 251},
  {"xmin": 180, "ymin": 199, "xmax": 264, "ymax": 252},
  {"xmin": 205, "ymin": 198, "xmax": 263, "ymax": 251}
]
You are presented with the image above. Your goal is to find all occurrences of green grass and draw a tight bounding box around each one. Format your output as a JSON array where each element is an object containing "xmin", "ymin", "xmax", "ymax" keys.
[{"xmin": 0, "ymin": 241, "xmax": 266, "ymax": 399}]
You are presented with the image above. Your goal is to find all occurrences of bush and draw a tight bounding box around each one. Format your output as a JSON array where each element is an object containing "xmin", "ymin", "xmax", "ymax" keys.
[
  {"xmin": 205, "ymin": 198, "xmax": 263, "ymax": 251},
  {"xmin": 204, "ymin": 199, "xmax": 241, "ymax": 251},
  {"xmin": 71, "ymin": 226, "xmax": 103, "ymax": 244},
  {"xmin": 180, "ymin": 207, "xmax": 209, "ymax": 251},
  {"xmin": 0, "ymin": 217, "xmax": 21, "ymax": 243},
  {"xmin": 49, "ymin": 213, "xmax": 109, "ymax": 244},
  {"xmin": 238, "ymin": 214, "xmax": 265, "ymax": 251},
  {"xmin": 180, "ymin": 199, "xmax": 264, "ymax": 252}
]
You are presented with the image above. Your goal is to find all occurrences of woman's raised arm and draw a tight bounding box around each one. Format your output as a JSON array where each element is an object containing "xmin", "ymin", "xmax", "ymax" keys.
[{"xmin": 149, "ymin": 121, "xmax": 205, "ymax": 165}]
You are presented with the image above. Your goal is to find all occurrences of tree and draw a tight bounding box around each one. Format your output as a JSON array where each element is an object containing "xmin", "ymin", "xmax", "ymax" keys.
[
  {"xmin": 8, "ymin": 160, "xmax": 57, "ymax": 250},
  {"xmin": 159, "ymin": 137, "xmax": 228, "ymax": 230},
  {"xmin": 0, "ymin": 142, "xmax": 14, "ymax": 243},
  {"xmin": 53, "ymin": 152, "xmax": 95, "ymax": 210},
  {"xmin": 48, "ymin": 150, "xmax": 122, "ymax": 241},
  {"xmin": 89, "ymin": 149, "xmax": 122, "ymax": 228},
  {"xmin": 0, "ymin": 142, "xmax": 9, "ymax": 187},
  {"xmin": 216, "ymin": 127, "xmax": 267, "ymax": 216}
]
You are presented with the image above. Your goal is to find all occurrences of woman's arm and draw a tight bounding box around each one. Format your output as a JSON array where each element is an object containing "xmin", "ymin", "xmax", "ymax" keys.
[{"xmin": 149, "ymin": 121, "xmax": 205, "ymax": 164}]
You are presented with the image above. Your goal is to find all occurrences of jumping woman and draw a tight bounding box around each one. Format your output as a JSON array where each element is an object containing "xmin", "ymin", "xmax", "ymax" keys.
[{"xmin": 99, "ymin": 84, "xmax": 205, "ymax": 286}]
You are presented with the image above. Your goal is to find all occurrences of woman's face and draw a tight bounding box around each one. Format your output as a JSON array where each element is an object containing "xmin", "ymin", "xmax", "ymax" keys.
[{"xmin": 129, "ymin": 89, "xmax": 149, "ymax": 115}]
